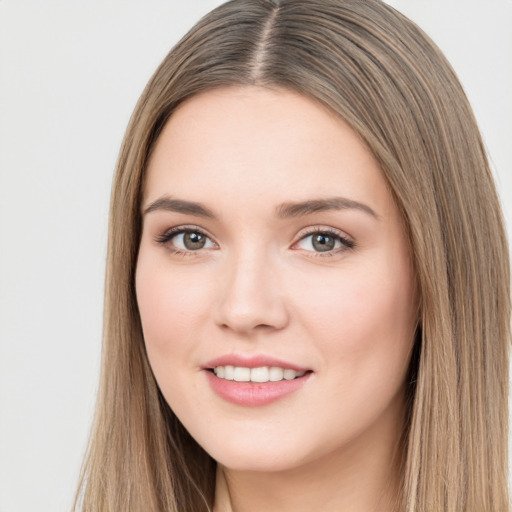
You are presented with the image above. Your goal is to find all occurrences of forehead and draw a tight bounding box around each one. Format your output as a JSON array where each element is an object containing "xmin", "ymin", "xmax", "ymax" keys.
[{"xmin": 144, "ymin": 86, "xmax": 393, "ymax": 218}]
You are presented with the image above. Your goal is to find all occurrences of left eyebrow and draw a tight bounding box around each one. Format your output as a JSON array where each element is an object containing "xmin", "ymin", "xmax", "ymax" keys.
[{"xmin": 275, "ymin": 197, "xmax": 379, "ymax": 220}]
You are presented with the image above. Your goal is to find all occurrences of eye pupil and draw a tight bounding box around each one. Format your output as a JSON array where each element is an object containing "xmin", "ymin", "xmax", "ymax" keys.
[
  {"xmin": 312, "ymin": 234, "xmax": 335, "ymax": 252},
  {"xmin": 184, "ymin": 232, "xmax": 206, "ymax": 250}
]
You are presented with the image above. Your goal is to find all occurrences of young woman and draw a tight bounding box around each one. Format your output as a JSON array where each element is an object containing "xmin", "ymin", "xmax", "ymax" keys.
[{"xmin": 73, "ymin": 1, "xmax": 510, "ymax": 511}]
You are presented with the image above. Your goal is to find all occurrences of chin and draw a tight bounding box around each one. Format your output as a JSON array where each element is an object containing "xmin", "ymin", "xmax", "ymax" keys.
[
  {"xmin": 196, "ymin": 429, "xmax": 327, "ymax": 474},
  {"xmin": 214, "ymin": 450, "xmax": 302, "ymax": 473}
]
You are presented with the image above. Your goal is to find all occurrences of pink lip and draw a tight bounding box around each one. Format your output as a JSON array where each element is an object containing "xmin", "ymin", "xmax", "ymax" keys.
[
  {"xmin": 205, "ymin": 370, "xmax": 311, "ymax": 406},
  {"xmin": 203, "ymin": 354, "xmax": 312, "ymax": 407},
  {"xmin": 203, "ymin": 354, "xmax": 309, "ymax": 372}
]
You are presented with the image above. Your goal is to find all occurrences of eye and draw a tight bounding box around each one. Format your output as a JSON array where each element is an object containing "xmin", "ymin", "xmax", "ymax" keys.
[
  {"xmin": 295, "ymin": 229, "xmax": 354, "ymax": 255},
  {"xmin": 156, "ymin": 227, "xmax": 216, "ymax": 252}
]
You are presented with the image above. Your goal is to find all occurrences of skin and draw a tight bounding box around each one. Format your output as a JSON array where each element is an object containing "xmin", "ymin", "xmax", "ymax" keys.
[{"xmin": 136, "ymin": 86, "xmax": 418, "ymax": 512}]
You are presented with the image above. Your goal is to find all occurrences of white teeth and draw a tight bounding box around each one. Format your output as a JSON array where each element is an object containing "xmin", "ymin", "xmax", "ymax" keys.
[
  {"xmin": 283, "ymin": 369, "xmax": 297, "ymax": 380},
  {"xmin": 250, "ymin": 367, "xmax": 269, "ymax": 382},
  {"xmin": 224, "ymin": 365, "xmax": 235, "ymax": 380},
  {"xmin": 269, "ymin": 367, "xmax": 284, "ymax": 381},
  {"xmin": 213, "ymin": 365, "xmax": 306, "ymax": 383},
  {"xmin": 233, "ymin": 367, "xmax": 251, "ymax": 382}
]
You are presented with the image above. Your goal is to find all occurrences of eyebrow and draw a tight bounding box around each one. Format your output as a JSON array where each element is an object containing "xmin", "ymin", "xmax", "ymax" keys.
[
  {"xmin": 276, "ymin": 197, "xmax": 379, "ymax": 219},
  {"xmin": 143, "ymin": 195, "xmax": 378, "ymax": 220},
  {"xmin": 143, "ymin": 197, "xmax": 216, "ymax": 218}
]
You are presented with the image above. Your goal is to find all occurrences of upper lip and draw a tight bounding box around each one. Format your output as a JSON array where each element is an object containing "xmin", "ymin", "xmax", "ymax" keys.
[{"xmin": 203, "ymin": 354, "xmax": 310, "ymax": 372}]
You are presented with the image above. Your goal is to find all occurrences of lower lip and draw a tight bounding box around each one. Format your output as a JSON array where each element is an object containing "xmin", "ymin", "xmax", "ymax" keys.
[{"xmin": 205, "ymin": 370, "xmax": 311, "ymax": 406}]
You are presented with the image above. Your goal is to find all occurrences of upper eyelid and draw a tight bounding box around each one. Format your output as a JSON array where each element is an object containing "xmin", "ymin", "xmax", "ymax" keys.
[
  {"xmin": 295, "ymin": 225, "xmax": 353, "ymax": 242},
  {"xmin": 161, "ymin": 225, "xmax": 214, "ymax": 239}
]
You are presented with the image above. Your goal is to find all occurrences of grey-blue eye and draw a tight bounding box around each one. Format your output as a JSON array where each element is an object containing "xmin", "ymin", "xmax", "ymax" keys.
[
  {"xmin": 158, "ymin": 229, "xmax": 216, "ymax": 251},
  {"xmin": 296, "ymin": 231, "xmax": 353, "ymax": 253}
]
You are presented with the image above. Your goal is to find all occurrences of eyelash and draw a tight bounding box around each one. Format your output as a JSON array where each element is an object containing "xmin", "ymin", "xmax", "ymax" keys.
[
  {"xmin": 155, "ymin": 225, "xmax": 214, "ymax": 258},
  {"xmin": 154, "ymin": 226, "xmax": 355, "ymax": 258}
]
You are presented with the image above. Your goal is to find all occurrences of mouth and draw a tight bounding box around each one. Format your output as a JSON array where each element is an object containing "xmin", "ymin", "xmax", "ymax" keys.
[
  {"xmin": 204, "ymin": 358, "xmax": 313, "ymax": 406},
  {"xmin": 208, "ymin": 365, "xmax": 309, "ymax": 383}
]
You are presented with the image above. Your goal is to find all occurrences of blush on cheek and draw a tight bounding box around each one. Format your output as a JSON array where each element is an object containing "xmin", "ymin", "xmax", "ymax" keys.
[
  {"xmin": 135, "ymin": 257, "xmax": 213, "ymax": 362},
  {"xmin": 310, "ymin": 270, "xmax": 414, "ymax": 369},
  {"xmin": 299, "ymin": 277, "xmax": 378, "ymax": 348}
]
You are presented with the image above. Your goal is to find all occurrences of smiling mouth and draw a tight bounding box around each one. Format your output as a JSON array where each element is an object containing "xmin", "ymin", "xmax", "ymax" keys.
[{"xmin": 210, "ymin": 366, "xmax": 309, "ymax": 383}]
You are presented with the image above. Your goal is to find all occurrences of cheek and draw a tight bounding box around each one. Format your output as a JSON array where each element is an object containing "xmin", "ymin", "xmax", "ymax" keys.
[
  {"xmin": 295, "ymin": 256, "xmax": 416, "ymax": 379},
  {"xmin": 285, "ymin": 261, "xmax": 416, "ymax": 452},
  {"xmin": 135, "ymin": 253, "xmax": 215, "ymax": 416},
  {"xmin": 135, "ymin": 251, "xmax": 213, "ymax": 373},
  {"xmin": 137, "ymin": 250, "xmax": 207, "ymax": 329}
]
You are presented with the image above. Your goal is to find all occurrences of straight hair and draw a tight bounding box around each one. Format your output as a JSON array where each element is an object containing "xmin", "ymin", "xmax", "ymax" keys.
[{"xmin": 74, "ymin": 1, "xmax": 510, "ymax": 510}]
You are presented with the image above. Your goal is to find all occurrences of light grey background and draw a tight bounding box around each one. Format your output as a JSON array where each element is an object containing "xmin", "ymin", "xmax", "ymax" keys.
[{"xmin": 0, "ymin": 1, "xmax": 511, "ymax": 511}]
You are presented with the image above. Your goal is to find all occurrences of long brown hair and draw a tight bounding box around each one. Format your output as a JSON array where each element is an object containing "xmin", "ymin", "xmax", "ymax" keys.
[{"xmin": 74, "ymin": 1, "xmax": 510, "ymax": 510}]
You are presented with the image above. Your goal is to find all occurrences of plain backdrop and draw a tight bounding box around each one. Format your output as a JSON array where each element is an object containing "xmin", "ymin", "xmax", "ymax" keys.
[{"xmin": 0, "ymin": 1, "xmax": 511, "ymax": 511}]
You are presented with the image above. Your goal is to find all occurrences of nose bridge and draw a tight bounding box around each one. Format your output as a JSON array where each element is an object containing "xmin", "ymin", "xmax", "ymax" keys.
[{"xmin": 215, "ymin": 243, "xmax": 288, "ymax": 333}]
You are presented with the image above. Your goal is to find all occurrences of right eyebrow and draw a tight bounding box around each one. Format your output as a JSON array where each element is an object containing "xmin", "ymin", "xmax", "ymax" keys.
[{"xmin": 142, "ymin": 196, "xmax": 217, "ymax": 219}]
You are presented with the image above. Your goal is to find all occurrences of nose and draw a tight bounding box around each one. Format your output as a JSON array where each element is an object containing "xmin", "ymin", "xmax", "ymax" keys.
[{"xmin": 214, "ymin": 248, "xmax": 290, "ymax": 335}]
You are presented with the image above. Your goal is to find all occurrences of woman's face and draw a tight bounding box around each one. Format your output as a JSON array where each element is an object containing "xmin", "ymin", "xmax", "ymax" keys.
[{"xmin": 136, "ymin": 86, "xmax": 417, "ymax": 472}]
